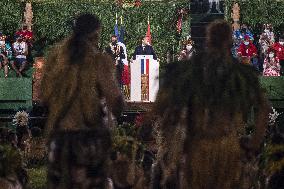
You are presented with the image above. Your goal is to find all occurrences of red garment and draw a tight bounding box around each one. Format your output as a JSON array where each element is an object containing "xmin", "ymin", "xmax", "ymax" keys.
[
  {"xmin": 121, "ymin": 64, "xmax": 130, "ymax": 85},
  {"xmin": 237, "ymin": 42, "xmax": 258, "ymax": 57},
  {"xmin": 16, "ymin": 30, "xmax": 33, "ymax": 41},
  {"xmin": 272, "ymin": 42, "xmax": 284, "ymax": 60}
]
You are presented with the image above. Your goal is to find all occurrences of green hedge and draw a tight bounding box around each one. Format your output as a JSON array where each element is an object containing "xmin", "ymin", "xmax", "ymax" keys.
[
  {"xmin": 0, "ymin": 0, "xmax": 190, "ymax": 63},
  {"xmin": 28, "ymin": 166, "xmax": 47, "ymax": 189},
  {"xmin": 1, "ymin": 0, "xmax": 284, "ymax": 60},
  {"xmin": 0, "ymin": 0, "xmax": 23, "ymax": 35},
  {"xmin": 2, "ymin": 0, "xmax": 284, "ymax": 62},
  {"xmin": 33, "ymin": 0, "xmax": 189, "ymax": 62}
]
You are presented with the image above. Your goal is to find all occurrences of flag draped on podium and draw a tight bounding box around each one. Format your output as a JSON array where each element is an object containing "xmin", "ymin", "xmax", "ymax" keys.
[
  {"xmin": 141, "ymin": 58, "xmax": 150, "ymax": 75},
  {"xmin": 140, "ymin": 57, "xmax": 150, "ymax": 101},
  {"xmin": 130, "ymin": 56, "xmax": 159, "ymax": 102}
]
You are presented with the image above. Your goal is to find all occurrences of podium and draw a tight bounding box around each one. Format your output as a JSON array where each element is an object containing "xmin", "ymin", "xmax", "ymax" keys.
[{"xmin": 130, "ymin": 55, "xmax": 159, "ymax": 102}]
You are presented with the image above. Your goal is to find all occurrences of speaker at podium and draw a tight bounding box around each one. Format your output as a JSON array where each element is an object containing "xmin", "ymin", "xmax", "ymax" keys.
[{"xmin": 130, "ymin": 55, "xmax": 159, "ymax": 102}]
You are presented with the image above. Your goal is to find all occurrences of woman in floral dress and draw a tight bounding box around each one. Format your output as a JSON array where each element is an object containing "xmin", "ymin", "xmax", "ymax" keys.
[{"xmin": 263, "ymin": 49, "xmax": 280, "ymax": 76}]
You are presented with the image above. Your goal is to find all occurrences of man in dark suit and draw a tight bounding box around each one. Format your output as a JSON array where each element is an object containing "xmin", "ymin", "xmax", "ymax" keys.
[{"xmin": 132, "ymin": 36, "xmax": 157, "ymax": 60}]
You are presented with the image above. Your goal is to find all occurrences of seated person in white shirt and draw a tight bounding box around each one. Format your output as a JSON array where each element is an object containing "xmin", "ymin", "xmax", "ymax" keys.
[{"xmin": 12, "ymin": 35, "xmax": 28, "ymax": 77}]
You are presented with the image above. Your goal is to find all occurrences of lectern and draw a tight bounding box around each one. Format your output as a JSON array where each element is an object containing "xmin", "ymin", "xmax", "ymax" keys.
[{"xmin": 130, "ymin": 55, "xmax": 159, "ymax": 102}]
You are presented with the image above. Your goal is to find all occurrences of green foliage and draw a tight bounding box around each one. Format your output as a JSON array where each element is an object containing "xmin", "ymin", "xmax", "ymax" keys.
[
  {"xmin": 225, "ymin": 0, "xmax": 284, "ymax": 36},
  {"xmin": 31, "ymin": 0, "xmax": 189, "ymax": 63},
  {"xmin": 27, "ymin": 166, "xmax": 47, "ymax": 189},
  {"xmin": 0, "ymin": 0, "xmax": 22, "ymax": 36},
  {"xmin": 260, "ymin": 77, "xmax": 284, "ymax": 108},
  {"xmin": 112, "ymin": 123, "xmax": 144, "ymax": 158},
  {"xmin": 0, "ymin": 144, "xmax": 22, "ymax": 177},
  {"xmin": 260, "ymin": 77, "xmax": 284, "ymax": 100},
  {"xmin": 0, "ymin": 0, "xmax": 189, "ymax": 62}
]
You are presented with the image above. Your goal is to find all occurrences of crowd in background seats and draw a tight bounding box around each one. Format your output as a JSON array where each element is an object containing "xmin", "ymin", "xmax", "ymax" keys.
[
  {"xmin": 232, "ymin": 23, "xmax": 284, "ymax": 76},
  {"xmin": 0, "ymin": 25, "xmax": 33, "ymax": 78}
]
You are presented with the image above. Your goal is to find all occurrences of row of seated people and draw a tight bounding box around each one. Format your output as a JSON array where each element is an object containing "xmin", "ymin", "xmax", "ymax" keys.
[
  {"xmin": 0, "ymin": 26, "xmax": 33, "ymax": 78},
  {"xmin": 232, "ymin": 24, "xmax": 284, "ymax": 76},
  {"xmin": 176, "ymin": 25, "xmax": 283, "ymax": 77}
]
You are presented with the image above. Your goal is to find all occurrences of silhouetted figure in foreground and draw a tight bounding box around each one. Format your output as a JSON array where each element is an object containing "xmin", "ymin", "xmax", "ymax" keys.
[
  {"xmin": 42, "ymin": 13, "xmax": 124, "ymax": 189},
  {"xmin": 152, "ymin": 20, "xmax": 269, "ymax": 189},
  {"xmin": 41, "ymin": 13, "xmax": 124, "ymax": 136}
]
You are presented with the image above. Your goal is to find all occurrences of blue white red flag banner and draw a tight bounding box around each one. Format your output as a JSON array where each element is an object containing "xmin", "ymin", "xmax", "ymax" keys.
[{"xmin": 140, "ymin": 58, "xmax": 150, "ymax": 75}]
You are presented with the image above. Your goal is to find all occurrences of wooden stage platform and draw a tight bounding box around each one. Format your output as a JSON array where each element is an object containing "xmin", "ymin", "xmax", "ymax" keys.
[{"xmin": 124, "ymin": 101, "xmax": 154, "ymax": 112}]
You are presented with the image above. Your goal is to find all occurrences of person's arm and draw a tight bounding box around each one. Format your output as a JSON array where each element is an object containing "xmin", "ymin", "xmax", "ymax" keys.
[
  {"xmin": 97, "ymin": 54, "xmax": 124, "ymax": 118},
  {"xmin": 0, "ymin": 53, "xmax": 5, "ymax": 60},
  {"xmin": 105, "ymin": 46, "xmax": 112, "ymax": 55},
  {"xmin": 247, "ymin": 31, "xmax": 254, "ymax": 41},
  {"xmin": 24, "ymin": 42, "xmax": 28, "ymax": 56},
  {"xmin": 7, "ymin": 45, "xmax": 13, "ymax": 59},
  {"xmin": 271, "ymin": 43, "xmax": 277, "ymax": 51},
  {"xmin": 132, "ymin": 46, "xmax": 138, "ymax": 60},
  {"xmin": 237, "ymin": 44, "xmax": 243, "ymax": 57},
  {"xmin": 119, "ymin": 46, "xmax": 125, "ymax": 59},
  {"xmin": 12, "ymin": 43, "xmax": 17, "ymax": 56},
  {"xmin": 271, "ymin": 32, "xmax": 275, "ymax": 44},
  {"xmin": 28, "ymin": 31, "xmax": 33, "ymax": 40},
  {"xmin": 263, "ymin": 58, "xmax": 268, "ymax": 69},
  {"xmin": 178, "ymin": 50, "xmax": 186, "ymax": 61},
  {"xmin": 259, "ymin": 35, "xmax": 264, "ymax": 45},
  {"xmin": 150, "ymin": 46, "xmax": 157, "ymax": 60},
  {"xmin": 252, "ymin": 45, "xmax": 258, "ymax": 57}
]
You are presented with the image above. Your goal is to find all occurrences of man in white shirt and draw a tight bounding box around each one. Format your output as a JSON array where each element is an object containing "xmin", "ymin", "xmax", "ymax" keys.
[{"xmin": 12, "ymin": 35, "xmax": 28, "ymax": 77}]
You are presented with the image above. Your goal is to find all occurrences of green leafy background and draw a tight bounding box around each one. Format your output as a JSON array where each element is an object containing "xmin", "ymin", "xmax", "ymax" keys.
[
  {"xmin": 1, "ymin": 0, "xmax": 190, "ymax": 64},
  {"xmin": 0, "ymin": 0, "xmax": 23, "ymax": 35},
  {"xmin": 1, "ymin": 0, "xmax": 283, "ymax": 63}
]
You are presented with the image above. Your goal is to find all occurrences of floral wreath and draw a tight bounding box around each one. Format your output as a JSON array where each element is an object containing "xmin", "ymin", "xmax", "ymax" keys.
[{"xmin": 12, "ymin": 111, "xmax": 29, "ymax": 127}]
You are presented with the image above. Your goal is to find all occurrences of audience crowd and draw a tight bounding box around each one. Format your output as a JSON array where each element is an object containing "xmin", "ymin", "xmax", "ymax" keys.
[
  {"xmin": 180, "ymin": 23, "xmax": 284, "ymax": 77},
  {"xmin": 232, "ymin": 23, "xmax": 284, "ymax": 76},
  {"xmin": 0, "ymin": 25, "xmax": 33, "ymax": 78}
]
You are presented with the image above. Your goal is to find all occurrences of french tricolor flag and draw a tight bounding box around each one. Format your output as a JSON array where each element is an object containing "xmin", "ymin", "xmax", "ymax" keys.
[{"xmin": 141, "ymin": 58, "xmax": 150, "ymax": 75}]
